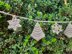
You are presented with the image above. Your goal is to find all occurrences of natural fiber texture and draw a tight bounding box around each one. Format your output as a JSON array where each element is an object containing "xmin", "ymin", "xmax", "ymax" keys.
[
  {"xmin": 0, "ymin": 11, "xmax": 72, "ymax": 23},
  {"xmin": 52, "ymin": 23, "xmax": 62, "ymax": 34},
  {"xmin": 64, "ymin": 23, "xmax": 72, "ymax": 38},
  {"xmin": 31, "ymin": 23, "xmax": 45, "ymax": 41},
  {"xmin": 7, "ymin": 15, "xmax": 21, "ymax": 31}
]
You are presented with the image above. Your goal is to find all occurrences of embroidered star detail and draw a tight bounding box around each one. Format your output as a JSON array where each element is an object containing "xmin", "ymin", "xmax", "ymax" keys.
[
  {"xmin": 52, "ymin": 23, "xmax": 62, "ymax": 34},
  {"xmin": 7, "ymin": 15, "xmax": 22, "ymax": 31}
]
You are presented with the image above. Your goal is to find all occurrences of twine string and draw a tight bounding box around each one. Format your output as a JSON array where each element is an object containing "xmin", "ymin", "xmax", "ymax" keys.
[{"xmin": 0, "ymin": 11, "xmax": 72, "ymax": 23}]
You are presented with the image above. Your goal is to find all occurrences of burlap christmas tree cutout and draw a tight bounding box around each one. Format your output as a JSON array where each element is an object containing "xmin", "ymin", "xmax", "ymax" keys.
[
  {"xmin": 64, "ymin": 22, "xmax": 72, "ymax": 38},
  {"xmin": 31, "ymin": 23, "xmax": 45, "ymax": 41}
]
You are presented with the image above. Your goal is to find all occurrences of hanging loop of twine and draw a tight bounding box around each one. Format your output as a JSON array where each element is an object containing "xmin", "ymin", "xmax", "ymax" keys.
[{"xmin": 0, "ymin": 11, "xmax": 72, "ymax": 23}]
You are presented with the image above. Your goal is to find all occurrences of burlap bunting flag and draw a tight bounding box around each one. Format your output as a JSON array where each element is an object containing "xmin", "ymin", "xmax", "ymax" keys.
[
  {"xmin": 64, "ymin": 22, "xmax": 72, "ymax": 38},
  {"xmin": 31, "ymin": 23, "xmax": 45, "ymax": 41}
]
